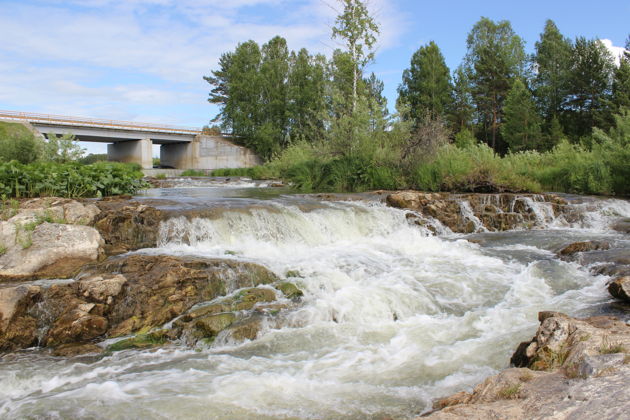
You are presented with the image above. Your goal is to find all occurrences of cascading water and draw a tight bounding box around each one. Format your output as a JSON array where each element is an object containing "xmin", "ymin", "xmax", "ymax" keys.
[{"xmin": 1, "ymin": 184, "xmax": 629, "ymax": 419}]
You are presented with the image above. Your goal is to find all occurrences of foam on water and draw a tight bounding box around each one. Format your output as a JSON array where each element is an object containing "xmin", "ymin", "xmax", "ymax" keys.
[{"xmin": 0, "ymin": 198, "xmax": 625, "ymax": 419}]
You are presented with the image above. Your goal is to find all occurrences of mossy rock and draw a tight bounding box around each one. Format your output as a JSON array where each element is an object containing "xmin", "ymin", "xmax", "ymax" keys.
[
  {"xmin": 233, "ymin": 288, "xmax": 277, "ymax": 311},
  {"xmin": 193, "ymin": 312, "xmax": 236, "ymax": 337},
  {"xmin": 276, "ymin": 282, "xmax": 303, "ymax": 300},
  {"xmin": 107, "ymin": 330, "xmax": 168, "ymax": 352},
  {"xmin": 285, "ymin": 270, "xmax": 303, "ymax": 278}
]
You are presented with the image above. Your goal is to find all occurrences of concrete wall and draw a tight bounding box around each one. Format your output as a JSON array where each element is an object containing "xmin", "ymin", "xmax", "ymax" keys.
[
  {"xmin": 107, "ymin": 138, "xmax": 153, "ymax": 169},
  {"xmin": 160, "ymin": 135, "xmax": 261, "ymax": 170}
]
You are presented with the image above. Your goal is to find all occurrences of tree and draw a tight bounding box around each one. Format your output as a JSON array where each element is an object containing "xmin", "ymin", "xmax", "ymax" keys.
[
  {"xmin": 398, "ymin": 41, "xmax": 453, "ymax": 124},
  {"xmin": 611, "ymin": 36, "xmax": 630, "ymax": 112},
  {"xmin": 287, "ymin": 49, "xmax": 327, "ymax": 143},
  {"xmin": 0, "ymin": 122, "xmax": 42, "ymax": 164},
  {"xmin": 501, "ymin": 79, "xmax": 542, "ymax": 151},
  {"xmin": 44, "ymin": 133, "xmax": 85, "ymax": 163},
  {"xmin": 449, "ymin": 65, "xmax": 474, "ymax": 131},
  {"xmin": 532, "ymin": 20, "xmax": 572, "ymax": 123},
  {"xmin": 564, "ymin": 37, "xmax": 615, "ymax": 139},
  {"xmin": 365, "ymin": 72, "xmax": 389, "ymax": 132},
  {"xmin": 331, "ymin": 0, "xmax": 379, "ymax": 114},
  {"xmin": 259, "ymin": 36, "xmax": 290, "ymax": 153},
  {"xmin": 464, "ymin": 17, "xmax": 527, "ymax": 151}
]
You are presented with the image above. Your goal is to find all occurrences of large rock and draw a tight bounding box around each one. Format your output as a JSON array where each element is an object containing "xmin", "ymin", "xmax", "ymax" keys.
[
  {"xmin": 424, "ymin": 312, "xmax": 630, "ymax": 420},
  {"xmin": 93, "ymin": 199, "xmax": 164, "ymax": 255},
  {"xmin": 0, "ymin": 222, "xmax": 104, "ymax": 281},
  {"xmin": 608, "ymin": 276, "xmax": 630, "ymax": 302},
  {"xmin": 557, "ymin": 240, "xmax": 610, "ymax": 259},
  {"xmin": 386, "ymin": 191, "xmax": 566, "ymax": 233},
  {"xmin": 0, "ymin": 254, "xmax": 281, "ymax": 352}
]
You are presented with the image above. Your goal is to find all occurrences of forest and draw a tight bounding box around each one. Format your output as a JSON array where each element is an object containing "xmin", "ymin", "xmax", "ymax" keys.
[{"xmin": 205, "ymin": 1, "xmax": 630, "ymax": 196}]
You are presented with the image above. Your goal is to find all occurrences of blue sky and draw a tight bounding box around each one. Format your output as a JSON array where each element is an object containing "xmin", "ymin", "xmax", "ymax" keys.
[{"xmin": 0, "ymin": 0, "xmax": 628, "ymax": 154}]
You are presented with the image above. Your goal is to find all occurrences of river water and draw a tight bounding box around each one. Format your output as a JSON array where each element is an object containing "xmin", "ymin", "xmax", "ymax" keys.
[{"xmin": 1, "ymin": 180, "xmax": 630, "ymax": 419}]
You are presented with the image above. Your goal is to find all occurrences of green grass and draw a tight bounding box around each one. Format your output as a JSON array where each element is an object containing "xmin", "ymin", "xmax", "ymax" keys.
[
  {"xmin": 0, "ymin": 244, "xmax": 6, "ymax": 256},
  {"xmin": 181, "ymin": 169, "xmax": 207, "ymax": 177},
  {"xmin": 497, "ymin": 384, "xmax": 522, "ymax": 399}
]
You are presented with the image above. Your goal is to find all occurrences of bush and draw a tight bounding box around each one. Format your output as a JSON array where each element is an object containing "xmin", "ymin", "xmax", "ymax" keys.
[
  {"xmin": 0, "ymin": 122, "xmax": 43, "ymax": 164},
  {"xmin": 180, "ymin": 169, "xmax": 207, "ymax": 177},
  {"xmin": 0, "ymin": 161, "xmax": 148, "ymax": 198}
]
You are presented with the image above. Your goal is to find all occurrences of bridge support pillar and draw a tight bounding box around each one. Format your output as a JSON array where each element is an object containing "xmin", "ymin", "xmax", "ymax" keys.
[
  {"xmin": 107, "ymin": 138, "xmax": 153, "ymax": 169},
  {"xmin": 160, "ymin": 141, "xmax": 196, "ymax": 169}
]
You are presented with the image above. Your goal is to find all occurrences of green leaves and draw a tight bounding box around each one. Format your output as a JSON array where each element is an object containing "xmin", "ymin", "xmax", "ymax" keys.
[{"xmin": 0, "ymin": 161, "xmax": 148, "ymax": 198}]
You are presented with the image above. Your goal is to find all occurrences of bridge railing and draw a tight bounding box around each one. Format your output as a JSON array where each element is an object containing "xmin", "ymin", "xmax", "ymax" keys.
[{"xmin": 0, "ymin": 110, "xmax": 202, "ymax": 135}]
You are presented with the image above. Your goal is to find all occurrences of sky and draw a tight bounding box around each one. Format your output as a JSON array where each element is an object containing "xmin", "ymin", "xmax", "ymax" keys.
[{"xmin": 0, "ymin": 0, "xmax": 628, "ymax": 154}]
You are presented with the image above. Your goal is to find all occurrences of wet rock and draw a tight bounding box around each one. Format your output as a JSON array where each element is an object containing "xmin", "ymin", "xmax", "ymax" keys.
[
  {"xmin": 80, "ymin": 254, "xmax": 278, "ymax": 337},
  {"xmin": 78, "ymin": 274, "xmax": 127, "ymax": 304},
  {"xmin": 107, "ymin": 330, "xmax": 168, "ymax": 352},
  {"xmin": 611, "ymin": 217, "xmax": 630, "ymax": 234},
  {"xmin": 277, "ymin": 282, "xmax": 304, "ymax": 300},
  {"xmin": 608, "ymin": 276, "xmax": 630, "ymax": 302},
  {"xmin": 224, "ymin": 315, "xmax": 264, "ymax": 341},
  {"xmin": 386, "ymin": 191, "xmax": 566, "ymax": 233},
  {"xmin": 45, "ymin": 308, "xmax": 108, "ymax": 347},
  {"xmin": 557, "ymin": 240, "xmax": 610, "ymax": 258},
  {"xmin": 0, "ymin": 284, "xmax": 41, "ymax": 351},
  {"xmin": 93, "ymin": 200, "xmax": 164, "ymax": 255},
  {"xmin": 52, "ymin": 343, "xmax": 103, "ymax": 357},
  {"xmin": 0, "ymin": 222, "xmax": 104, "ymax": 281},
  {"xmin": 510, "ymin": 312, "xmax": 630, "ymax": 373}
]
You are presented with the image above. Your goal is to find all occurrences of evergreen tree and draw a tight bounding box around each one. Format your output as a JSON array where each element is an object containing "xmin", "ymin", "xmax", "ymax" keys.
[
  {"xmin": 501, "ymin": 79, "xmax": 542, "ymax": 151},
  {"xmin": 564, "ymin": 37, "xmax": 615, "ymax": 139},
  {"xmin": 532, "ymin": 20, "xmax": 572, "ymax": 123},
  {"xmin": 365, "ymin": 72, "xmax": 389, "ymax": 132},
  {"xmin": 449, "ymin": 65, "xmax": 475, "ymax": 130},
  {"xmin": 397, "ymin": 41, "xmax": 453, "ymax": 124},
  {"xmin": 611, "ymin": 36, "xmax": 630, "ymax": 111},
  {"xmin": 464, "ymin": 17, "xmax": 527, "ymax": 151}
]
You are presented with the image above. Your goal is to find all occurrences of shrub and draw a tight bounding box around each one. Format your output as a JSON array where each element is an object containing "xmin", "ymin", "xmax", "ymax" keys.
[
  {"xmin": 0, "ymin": 161, "xmax": 147, "ymax": 198},
  {"xmin": 0, "ymin": 121, "xmax": 43, "ymax": 164}
]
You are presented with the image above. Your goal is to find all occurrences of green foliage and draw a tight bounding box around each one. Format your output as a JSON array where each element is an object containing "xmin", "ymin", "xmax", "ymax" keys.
[
  {"xmin": 181, "ymin": 169, "xmax": 207, "ymax": 177},
  {"xmin": 454, "ymin": 128, "xmax": 476, "ymax": 148},
  {"xmin": 464, "ymin": 17, "xmax": 527, "ymax": 151},
  {"xmin": 398, "ymin": 41, "xmax": 453, "ymax": 123},
  {"xmin": 0, "ymin": 121, "xmax": 43, "ymax": 164},
  {"xmin": 43, "ymin": 132, "xmax": 85, "ymax": 163},
  {"xmin": 210, "ymin": 166, "xmax": 278, "ymax": 180},
  {"xmin": 78, "ymin": 153, "xmax": 108, "ymax": 165},
  {"xmin": 0, "ymin": 161, "xmax": 147, "ymax": 198},
  {"xmin": 533, "ymin": 20, "xmax": 572, "ymax": 121},
  {"xmin": 502, "ymin": 79, "xmax": 542, "ymax": 151}
]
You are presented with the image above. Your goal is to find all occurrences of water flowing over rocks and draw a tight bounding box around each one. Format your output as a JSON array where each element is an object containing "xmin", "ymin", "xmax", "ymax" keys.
[
  {"xmin": 386, "ymin": 191, "xmax": 567, "ymax": 233},
  {"xmin": 423, "ymin": 312, "xmax": 630, "ymax": 419},
  {"xmin": 0, "ymin": 254, "xmax": 287, "ymax": 352},
  {"xmin": 0, "ymin": 198, "xmax": 104, "ymax": 281}
]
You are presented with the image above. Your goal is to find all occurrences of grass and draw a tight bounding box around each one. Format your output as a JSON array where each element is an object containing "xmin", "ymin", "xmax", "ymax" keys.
[
  {"xmin": 599, "ymin": 336, "xmax": 627, "ymax": 354},
  {"xmin": 181, "ymin": 169, "xmax": 207, "ymax": 177},
  {"xmin": 154, "ymin": 173, "xmax": 167, "ymax": 180},
  {"xmin": 0, "ymin": 198, "xmax": 19, "ymax": 220},
  {"xmin": 0, "ymin": 244, "xmax": 6, "ymax": 256},
  {"xmin": 497, "ymin": 384, "xmax": 522, "ymax": 400}
]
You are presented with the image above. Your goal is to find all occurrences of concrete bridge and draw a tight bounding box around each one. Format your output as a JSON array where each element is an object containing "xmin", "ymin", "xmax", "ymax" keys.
[{"xmin": 0, "ymin": 110, "xmax": 261, "ymax": 169}]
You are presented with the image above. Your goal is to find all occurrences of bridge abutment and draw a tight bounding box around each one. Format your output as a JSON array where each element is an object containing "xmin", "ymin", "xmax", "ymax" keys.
[{"xmin": 107, "ymin": 138, "xmax": 153, "ymax": 169}]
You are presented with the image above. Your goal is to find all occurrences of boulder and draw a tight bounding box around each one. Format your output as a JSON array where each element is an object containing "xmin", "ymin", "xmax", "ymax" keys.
[
  {"xmin": 93, "ymin": 200, "xmax": 163, "ymax": 255},
  {"xmin": 0, "ymin": 222, "xmax": 104, "ymax": 281},
  {"xmin": 557, "ymin": 240, "xmax": 610, "ymax": 259},
  {"xmin": 608, "ymin": 276, "xmax": 630, "ymax": 302}
]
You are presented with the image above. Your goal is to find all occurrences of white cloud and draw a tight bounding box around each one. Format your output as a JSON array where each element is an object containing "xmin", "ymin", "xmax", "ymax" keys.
[
  {"xmin": 600, "ymin": 39, "xmax": 628, "ymax": 66},
  {"xmin": 0, "ymin": 0, "xmax": 405, "ymax": 123}
]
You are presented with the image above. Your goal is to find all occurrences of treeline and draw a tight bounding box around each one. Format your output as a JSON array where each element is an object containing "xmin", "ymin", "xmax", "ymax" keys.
[{"xmin": 207, "ymin": 4, "xmax": 629, "ymax": 195}]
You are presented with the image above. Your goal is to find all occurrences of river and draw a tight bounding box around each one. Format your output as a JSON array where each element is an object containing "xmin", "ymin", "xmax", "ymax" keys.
[{"xmin": 1, "ymin": 179, "xmax": 629, "ymax": 419}]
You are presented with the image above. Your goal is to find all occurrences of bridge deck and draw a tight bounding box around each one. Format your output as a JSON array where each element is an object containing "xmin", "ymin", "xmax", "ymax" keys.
[{"xmin": 0, "ymin": 110, "xmax": 201, "ymax": 135}]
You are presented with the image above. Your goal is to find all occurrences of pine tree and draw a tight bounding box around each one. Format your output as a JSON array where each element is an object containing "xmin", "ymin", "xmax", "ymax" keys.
[
  {"xmin": 464, "ymin": 17, "xmax": 527, "ymax": 151},
  {"xmin": 501, "ymin": 79, "xmax": 542, "ymax": 151},
  {"xmin": 449, "ymin": 65, "xmax": 475, "ymax": 131},
  {"xmin": 611, "ymin": 36, "xmax": 630, "ymax": 112},
  {"xmin": 564, "ymin": 37, "xmax": 615, "ymax": 139},
  {"xmin": 397, "ymin": 41, "xmax": 453, "ymax": 124},
  {"xmin": 532, "ymin": 20, "xmax": 572, "ymax": 123}
]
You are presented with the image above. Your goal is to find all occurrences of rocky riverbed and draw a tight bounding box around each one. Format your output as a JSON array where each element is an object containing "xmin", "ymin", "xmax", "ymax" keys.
[{"xmin": 0, "ymin": 186, "xmax": 629, "ymax": 418}]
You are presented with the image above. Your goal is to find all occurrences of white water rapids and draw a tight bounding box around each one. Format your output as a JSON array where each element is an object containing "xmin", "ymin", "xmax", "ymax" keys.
[{"xmin": 1, "ymin": 189, "xmax": 629, "ymax": 419}]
